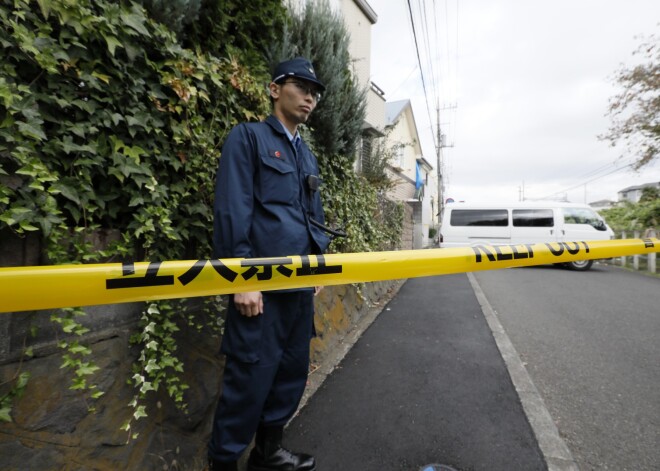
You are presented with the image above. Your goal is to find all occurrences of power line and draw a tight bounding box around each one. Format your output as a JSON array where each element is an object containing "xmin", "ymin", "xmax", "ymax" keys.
[
  {"xmin": 420, "ymin": 0, "xmax": 438, "ymax": 108},
  {"xmin": 406, "ymin": 0, "xmax": 437, "ymax": 148},
  {"xmin": 446, "ymin": 0, "xmax": 459, "ymax": 148},
  {"xmin": 389, "ymin": 65, "xmax": 420, "ymax": 97},
  {"xmin": 532, "ymin": 163, "xmax": 635, "ymax": 201},
  {"xmin": 572, "ymin": 155, "xmax": 638, "ymax": 181}
]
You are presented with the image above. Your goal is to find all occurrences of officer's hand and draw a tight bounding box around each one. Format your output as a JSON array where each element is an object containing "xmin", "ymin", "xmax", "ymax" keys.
[
  {"xmin": 234, "ymin": 291, "xmax": 263, "ymax": 317},
  {"xmin": 314, "ymin": 286, "xmax": 323, "ymax": 296}
]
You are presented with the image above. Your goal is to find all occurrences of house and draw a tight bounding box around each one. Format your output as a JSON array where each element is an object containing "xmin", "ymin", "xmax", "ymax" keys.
[
  {"xmin": 384, "ymin": 100, "xmax": 436, "ymax": 249},
  {"xmin": 617, "ymin": 182, "xmax": 660, "ymax": 203},
  {"xmin": 589, "ymin": 199, "xmax": 615, "ymax": 211}
]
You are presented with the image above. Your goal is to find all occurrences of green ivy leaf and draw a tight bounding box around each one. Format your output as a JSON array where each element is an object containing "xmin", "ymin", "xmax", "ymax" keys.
[
  {"xmin": 120, "ymin": 9, "xmax": 150, "ymax": 37},
  {"xmin": 16, "ymin": 121, "xmax": 46, "ymax": 141},
  {"xmin": 91, "ymin": 71, "xmax": 111, "ymax": 84},
  {"xmin": 50, "ymin": 183, "xmax": 81, "ymax": 205},
  {"xmin": 71, "ymin": 377, "xmax": 87, "ymax": 390},
  {"xmin": 68, "ymin": 342, "xmax": 91, "ymax": 355},
  {"xmin": 76, "ymin": 363, "xmax": 100, "ymax": 376},
  {"xmin": 104, "ymin": 35, "xmax": 123, "ymax": 57},
  {"xmin": 144, "ymin": 359, "xmax": 160, "ymax": 373},
  {"xmin": 0, "ymin": 406, "xmax": 11, "ymax": 422},
  {"xmin": 18, "ymin": 221, "xmax": 39, "ymax": 231},
  {"xmin": 134, "ymin": 406, "xmax": 148, "ymax": 426}
]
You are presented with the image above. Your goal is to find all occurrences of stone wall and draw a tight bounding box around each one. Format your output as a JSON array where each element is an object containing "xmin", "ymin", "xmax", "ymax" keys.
[
  {"xmin": 0, "ymin": 231, "xmax": 403, "ymax": 470},
  {"xmin": 401, "ymin": 202, "xmax": 414, "ymax": 250}
]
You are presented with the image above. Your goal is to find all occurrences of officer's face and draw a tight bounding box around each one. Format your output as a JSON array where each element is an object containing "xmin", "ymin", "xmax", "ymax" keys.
[{"xmin": 270, "ymin": 79, "xmax": 321, "ymax": 132}]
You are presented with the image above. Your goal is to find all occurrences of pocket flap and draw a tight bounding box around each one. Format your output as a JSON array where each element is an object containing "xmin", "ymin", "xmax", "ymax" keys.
[{"xmin": 260, "ymin": 153, "xmax": 295, "ymax": 174}]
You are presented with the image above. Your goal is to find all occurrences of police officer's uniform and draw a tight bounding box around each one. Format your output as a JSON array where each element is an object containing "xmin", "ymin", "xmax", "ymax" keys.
[{"xmin": 208, "ymin": 107, "xmax": 330, "ymax": 467}]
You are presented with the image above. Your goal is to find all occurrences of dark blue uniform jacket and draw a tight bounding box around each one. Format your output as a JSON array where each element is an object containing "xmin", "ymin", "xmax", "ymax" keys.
[{"xmin": 213, "ymin": 115, "xmax": 330, "ymax": 262}]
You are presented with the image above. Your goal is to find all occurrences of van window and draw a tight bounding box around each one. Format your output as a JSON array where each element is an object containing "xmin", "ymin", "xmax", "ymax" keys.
[
  {"xmin": 563, "ymin": 208, "xmax": 607, "ymax": 231},
  {"xmin": 450, "ymin": 209, "xmax": 508, "ymax": 227},
  {"xmin": 512, "ymin": 209, "xmax": 554, "ymax": 227}
]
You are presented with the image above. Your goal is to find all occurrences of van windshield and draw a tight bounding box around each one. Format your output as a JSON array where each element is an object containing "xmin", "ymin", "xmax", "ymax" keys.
[{"xmin": 563, "ymin": 208, "xmax": 607, "ymax": 231}]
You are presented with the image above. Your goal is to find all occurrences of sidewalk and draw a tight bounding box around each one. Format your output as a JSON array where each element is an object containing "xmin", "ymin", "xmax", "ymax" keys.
[{"xmin": 284, "ymin": 274, "xmax": 548, "ymax": 471}]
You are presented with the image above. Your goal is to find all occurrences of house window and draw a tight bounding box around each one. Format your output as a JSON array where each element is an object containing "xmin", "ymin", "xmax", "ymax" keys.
[
  {"xmin": 396, "ymin": 145, "xmax": 405, "ymax": 168},
  {"xmin": 359, "ymin": 136, "xmax": 372, "ymax": 173}
]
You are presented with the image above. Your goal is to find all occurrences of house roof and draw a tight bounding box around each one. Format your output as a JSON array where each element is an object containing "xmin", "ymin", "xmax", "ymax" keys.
[
  {"xmin": 588, "ymin": 199, "xmax": 614, "ymax": 206},
  {"xmin": 618, "ymin": 181, "xmax": 660, "ymax": 193},
  {"xmin": 385, "ymin": 99, "xmax": 410, "ymax": 126},
  {"xmin": 385, "ymin": 99, "xmax": 433, "ymax": 169}
]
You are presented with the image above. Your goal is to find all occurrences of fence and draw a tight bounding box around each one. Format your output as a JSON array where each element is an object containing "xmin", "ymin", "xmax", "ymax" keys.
[{"xmin": 608, "ymin": 229, "xmax": 658, "ymax": 274}]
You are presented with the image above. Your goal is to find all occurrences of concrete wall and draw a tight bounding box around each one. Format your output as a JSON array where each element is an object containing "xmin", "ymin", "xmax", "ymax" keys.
[
  {"xmin": 412, "ymin": 201, "xmax": 424, "ymax": 250},
  {"xmin": 340, "ymin": 0, "xmax": 373, "ymax": 88},
  {"xmin": 365, "ymin": 86, "xmax": 386, "ymax": 130}
]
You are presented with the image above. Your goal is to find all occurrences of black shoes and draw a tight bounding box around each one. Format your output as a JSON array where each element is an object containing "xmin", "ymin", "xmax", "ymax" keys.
[{"xmin": 247, "ymin": 424, "xmax": 316, "ymax": 471}]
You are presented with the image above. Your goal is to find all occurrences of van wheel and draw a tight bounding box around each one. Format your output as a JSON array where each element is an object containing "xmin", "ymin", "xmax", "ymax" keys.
[{"xmin": 567, "ymin": 260, "xmax": 593, "ymax": 271}]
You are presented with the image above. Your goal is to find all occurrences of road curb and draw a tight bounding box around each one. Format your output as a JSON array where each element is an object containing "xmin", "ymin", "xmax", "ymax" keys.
[{"xmin": 467, "ymin": 272, "xmax": 580, "ymax": 471}]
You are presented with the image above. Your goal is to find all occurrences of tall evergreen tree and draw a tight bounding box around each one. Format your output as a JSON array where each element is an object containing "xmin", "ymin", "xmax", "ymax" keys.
[
  {"xmin": 136, "ymin": 0, "xmax": 287, "ymax": 78},
  {"xmin": 270, "ymin": 0, "xmax": 366, "ymax": 158},
  {"xmin": 187, "ymin": 0, "xmax": 287, "ymax": 72},
  {"xmin": 134, "ymin": 0, "xmax": 202, "ymax": 35}
]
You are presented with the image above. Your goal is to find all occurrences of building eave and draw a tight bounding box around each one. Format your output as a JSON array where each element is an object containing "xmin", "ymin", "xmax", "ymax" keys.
[
  {"xmin": 353, "ymin": 0, "xmax": 378, "ymax": 24},
  {"xmin": 416, "ymin": 156, "xmax": 434, "ymax": 170},
  {"xmin": 362, "ymin": 120, "xmax": 385, "ymax": 137}
]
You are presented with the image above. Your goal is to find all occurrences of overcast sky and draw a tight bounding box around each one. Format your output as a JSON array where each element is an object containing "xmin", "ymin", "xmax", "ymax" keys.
[{"xmin": 368, "ymin": 0, "xmax": 660, "ymax": 204}]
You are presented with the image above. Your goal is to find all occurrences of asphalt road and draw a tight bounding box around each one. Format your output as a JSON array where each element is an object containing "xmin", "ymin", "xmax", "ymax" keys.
[
  {"xmin": 285, "ymin": 274, "xmax": 546, "ymax": 471},
  {"xmin": 473, "ymin": 263, "xmax": 660, "ymax": 471}
]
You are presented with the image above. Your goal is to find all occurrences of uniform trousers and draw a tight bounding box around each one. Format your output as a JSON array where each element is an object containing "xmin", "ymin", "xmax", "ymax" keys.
[{"xmin": 208, "ymin": 290, "xmax": 315, "ymax": 462}]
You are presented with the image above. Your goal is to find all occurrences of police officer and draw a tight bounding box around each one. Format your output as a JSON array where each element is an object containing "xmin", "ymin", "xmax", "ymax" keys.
[{"xmin": 208, "ymin": 58, "xmax": 330, "ymax": 471}]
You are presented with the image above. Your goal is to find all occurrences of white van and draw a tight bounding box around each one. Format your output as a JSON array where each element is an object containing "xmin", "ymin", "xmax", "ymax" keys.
[{"xmin": 439, "ymin": 202, "xmax": 614, "ymax": 270}]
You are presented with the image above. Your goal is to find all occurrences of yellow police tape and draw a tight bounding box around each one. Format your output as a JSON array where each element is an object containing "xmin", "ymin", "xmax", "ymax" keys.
[{"xmin": 1, "ymin": 238, "xmax": 657, "ymax": 313}]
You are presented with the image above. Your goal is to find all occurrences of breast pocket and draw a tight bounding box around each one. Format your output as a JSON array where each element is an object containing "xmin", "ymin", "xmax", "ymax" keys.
[{"xmin": 258, "ymin": 154, "xmax": 297, "ymax": 205}]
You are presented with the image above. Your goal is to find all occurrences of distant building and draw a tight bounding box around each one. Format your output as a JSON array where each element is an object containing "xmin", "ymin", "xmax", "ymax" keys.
[
  {"xmin": 617, "ymin": 182, "xmax": 660, "ymax": 203},
  {"xmin": 589, "ymin": 199, "xmax": 615, "ymax": 211}
]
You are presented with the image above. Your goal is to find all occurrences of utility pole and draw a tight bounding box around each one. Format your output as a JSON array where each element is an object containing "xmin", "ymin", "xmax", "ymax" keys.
[
  {"xmin": 436, "ymin": 101, "xmax": 456, "ymax": 225},
  {"xmin": 436, "ymin": 103, "xmax": 443, "ymax": 221}
]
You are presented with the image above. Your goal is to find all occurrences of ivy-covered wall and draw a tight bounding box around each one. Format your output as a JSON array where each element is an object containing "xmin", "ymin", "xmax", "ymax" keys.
[{"xmin": 0, "ymin": 0, "xmax": 271, "ymax": 260}]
